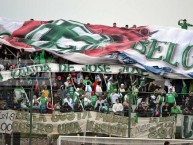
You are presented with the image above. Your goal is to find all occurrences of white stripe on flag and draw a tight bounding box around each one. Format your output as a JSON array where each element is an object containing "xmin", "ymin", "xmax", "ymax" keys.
[
  {"xmin": 72, "ymin": 27, "xmax": 102, "ymax": 41},
  {"xmin": 57, "ymin": 37, "xmax": 87, "ymax": 50},
  {"xmin": 29, "ymin": 27, "xmax": 50, "ymax": 41},
  {"xmin": 0, "ymin": 17, "xmax": 24, "ymax": 34},
  {"xmin": 55, "ymin": 20, "xmax": 64, "ymax": 25}
]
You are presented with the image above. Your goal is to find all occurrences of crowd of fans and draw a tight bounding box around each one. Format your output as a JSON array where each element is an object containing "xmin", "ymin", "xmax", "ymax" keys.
[
  {"xmin": 113, "ymin": 19, "xmax": 193, "ymax": 30},
  {"xmin": 0, "ymin": 44, "xmax": 193, "ymax": 118},
  {"xmin": 112, "ymin": 22, "xmax": 137, "ymax": 30}
]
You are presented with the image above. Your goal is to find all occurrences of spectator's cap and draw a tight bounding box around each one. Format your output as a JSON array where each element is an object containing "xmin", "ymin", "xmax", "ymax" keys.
[
  {"xmin": 67, "ymin": 77, "xmax": 71, "ymax": 80},
  {"xmin": 57, "ymin": 75, "xmax": 61, "ymax": 80},
  {"xmin": 183, "ymin": 19, "xmax": 187, "ymax": 21},
  {"xmin": 76, "ymin": 88, "xmax": 80, "ymax": 92},
  {"xmin": 121, "ymin": 84, "xmax": 124, "ymax": 86}
]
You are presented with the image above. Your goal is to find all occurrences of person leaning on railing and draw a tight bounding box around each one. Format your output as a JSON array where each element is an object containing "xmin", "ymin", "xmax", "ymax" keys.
[
  {"xmin": 135, "ymin": 103, "xmax": 146, "ymax": 117},
  {"xmin": 112, "ymin": 99, "xmax": 123, "ymax": 115},
  {"xmin": 73, "ymin": 100, "xmax": 83, "ymax": 112},
  {"xmin": 38, "ymin": 95, "xmax": 47, "ymax": 114},
  {"xmin": 170, "ymin": 104, "xmax": 182, "ymax": 116},
  {"xmin": 94, "ymin": 96, "xmax": 105, "ymax": 112},
  {"xmin": 183, "ymin": 106, "xmax": 191, "ymax": 115},
  {"xmin": 62, "ymin": 102, "xmax": 73, "ymax": 112},
  {"xmin": 83, "ymin": 94, "xmax": 93, "ymax": 111},
  {"xmin": 162, "ymin": 103, "xmax": 171, "ymax": 117},
  {"xmin": 47, "ymin": 97, "xmax": 54, "ymax": 114}
]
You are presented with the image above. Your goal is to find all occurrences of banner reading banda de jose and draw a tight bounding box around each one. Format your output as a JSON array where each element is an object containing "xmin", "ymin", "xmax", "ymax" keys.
[
  {"xmin": 0, "ymin": 18, "xmax": 193, "ymax": 79},
  {"xmin": 0, "ymin": 63, "xmax": 155, "ymax": 82}
]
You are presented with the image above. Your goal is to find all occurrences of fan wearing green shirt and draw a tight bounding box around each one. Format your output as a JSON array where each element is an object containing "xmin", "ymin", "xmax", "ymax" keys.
[
  {"xmin": 38, "ymin": 95, "xmax": 47, "ymax": 114},
  {"xmin": 171, "ymin": 104, "xmax": 182, "ymax": 116},
  {"xmin": 109, "ymin": 80, "xmax": 118, "ymax": 93},
  {"xmin": 178, "ymin": 19, "xmax": 193, "ymax": 30},
  {"xmin": 165, "ymin": 88, "xmax": 177, "ymax": 107},
  {"xmin": 66, "ymin": 83, "xmax": 74, "ymax": 99},
  {"xmin": 73, "ymin": 88, "xmax": 80, "ymax": 104},
  {"xmin": 90, "ymin": 92, "xmax": 98, "ymax": 107},
  {"xmin": 82, "ymin": 76, "xmax": 92, "ymax": 86},
  {"xmin": 40, "ymin": 50, "xmax": 45, "ymax": 64},
  {"xmin": 30, "ymin": 52, "xmax": 40, "ymax": 64}
]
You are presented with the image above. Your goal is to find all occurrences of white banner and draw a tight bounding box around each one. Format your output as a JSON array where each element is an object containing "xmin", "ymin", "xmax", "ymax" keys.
[
  {"xmin": 0, "ymin": 110, "xmax": 16, "ymax": 134},
  {"xmin": 0, "ymin": 63, "xmax": 160, "ymax": 82},
  {"xmin": 0, "ymin": 110, "xmax": 176, "ymax": 139},
  {"xmin": 133, "ymin": 116, "xmax": 176, "ymax": 138}
]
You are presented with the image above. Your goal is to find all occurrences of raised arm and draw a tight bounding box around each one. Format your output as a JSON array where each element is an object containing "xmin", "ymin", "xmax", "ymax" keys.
[
  {"xmin": 187, "ymin": 23, "xmax": 193, "ymax": 27},
  {"xmin": 178, "ymin": 20, "xmax": 182, "ymax": 26},
  {"xmin": 182, "ymin": 80, "xmax": 186, "ymax": 87}
]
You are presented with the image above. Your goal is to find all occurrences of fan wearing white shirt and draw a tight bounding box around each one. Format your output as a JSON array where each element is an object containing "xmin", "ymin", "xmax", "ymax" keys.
[
  {"xmin": 94, "ymin": 96, "xmax": 105, "ymax": 111},
  {"xmin": 112, "ymin": 99, "xmax": 123, "ymax": 115},
  {"xmin": 119, "ymin": 84, "xmax": 126, "ymax": 102},
  {"xmin": 85, "ymin": 81, "xmax": 92, "ymax": 96},
  {"xmin": 63, "ymin": 94, "xmax": 73, "ymax": 109},
  {"xmin": 84, "ymin": 95, "xmax": 92, "ymax": 107}
]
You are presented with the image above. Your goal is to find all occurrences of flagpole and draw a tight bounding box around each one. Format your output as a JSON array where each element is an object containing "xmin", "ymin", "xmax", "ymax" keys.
[
  {"xmin": 49, "ymin": 71, "xmax": 54, "ymax": 110},
  {"xmin": 29, "ymin": 89, "xmax": 33, "ymax": 145},
  {"xmin": 102, "ymin": 74, "xmax": 107, "ymax": 90},
  {"xmin": 128, "ymin": 91, "xmax": 132, "ymax": 138}
]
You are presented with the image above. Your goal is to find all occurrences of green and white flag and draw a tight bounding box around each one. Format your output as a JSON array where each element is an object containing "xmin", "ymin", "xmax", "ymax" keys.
[
  {"xmin": 0, "ymin": 17, "xmax": 193, "ymax": 79},
  {"xmin": 14, "ymin": 88, "xmax": 28, "ymax": 103}
]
